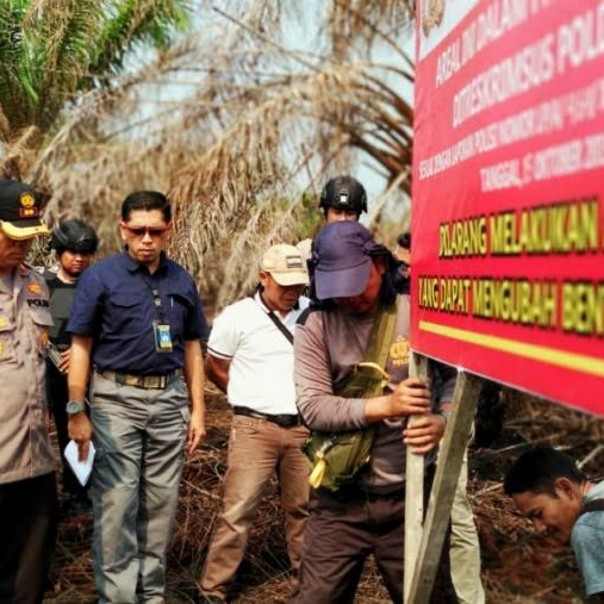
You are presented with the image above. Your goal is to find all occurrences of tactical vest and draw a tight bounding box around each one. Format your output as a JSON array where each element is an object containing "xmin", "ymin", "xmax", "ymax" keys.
[{"xmin": 44, "ymin": 272, "xmax": 76, "ymax": 347}]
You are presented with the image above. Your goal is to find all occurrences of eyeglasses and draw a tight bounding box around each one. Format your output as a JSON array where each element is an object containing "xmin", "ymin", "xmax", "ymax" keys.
[{"xmin": 124, "ymin": 226, "xmax": 168, "ymax": 238}]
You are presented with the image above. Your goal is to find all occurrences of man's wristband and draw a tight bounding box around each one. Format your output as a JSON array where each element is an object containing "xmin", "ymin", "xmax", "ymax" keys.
[{"xmin": 66, "ymin": 399, "xmax": 87, "ymax": 416}]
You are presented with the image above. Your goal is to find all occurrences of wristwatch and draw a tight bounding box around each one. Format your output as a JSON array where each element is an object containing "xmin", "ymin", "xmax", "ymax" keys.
[{"xmin": 66, "ymin": 399, "xmax": 87, "ymax": 415}]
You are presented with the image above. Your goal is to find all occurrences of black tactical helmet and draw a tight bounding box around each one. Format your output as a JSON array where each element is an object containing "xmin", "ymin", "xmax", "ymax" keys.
[
  {"xmin": 319, "ymin": 175, "xmax": 368, "ymax": 215},
  {"xmin": 396, "ymin": 231, "xmax": 411, "ymax": 250},
  {"xmin": 51, "ymin": 219, "xmax": 98, "ymax": 254}
]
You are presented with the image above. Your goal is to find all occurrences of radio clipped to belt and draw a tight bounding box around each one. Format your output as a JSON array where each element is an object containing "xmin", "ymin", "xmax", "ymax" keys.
[{"xmin": 302, "ymin": 302, "xmax": 397, "ymax": 492}]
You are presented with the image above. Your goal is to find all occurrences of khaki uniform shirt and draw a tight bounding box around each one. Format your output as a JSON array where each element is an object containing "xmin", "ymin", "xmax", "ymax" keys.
[{"xmin": 0, "ymin": 265, "xmax": 55, "ymax": 484}]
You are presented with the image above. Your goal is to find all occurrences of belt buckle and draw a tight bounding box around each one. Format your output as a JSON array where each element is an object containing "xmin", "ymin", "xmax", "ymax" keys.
[
  {"xmin": 117, "ymin": 373, "xmax": 163, "ymax": 389},
  {"xmin": 142, "ymin": 375, "xmax": 165, "ymax": 389},
  {"xmin": 121, "ymin": 374, "xmax": 138, "ymax": 388}
]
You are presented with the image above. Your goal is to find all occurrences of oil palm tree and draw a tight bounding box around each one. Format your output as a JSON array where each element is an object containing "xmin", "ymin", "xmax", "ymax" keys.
[
  {"xmin": 8, "ymin": 1, "xmax": 415, "ymax": 307},
  {"xmin": 164, "ymin": 1, "xmax": 416, "ymax": 305},
  {"xmin": 0, "ymin": 0, "xmax": 191, "ymax": 179}
]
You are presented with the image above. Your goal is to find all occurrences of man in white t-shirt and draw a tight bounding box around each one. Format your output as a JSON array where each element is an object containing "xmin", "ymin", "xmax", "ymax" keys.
[{"xmin": 199, "ymin": 244, "xmax": 310, "ymax": 603}]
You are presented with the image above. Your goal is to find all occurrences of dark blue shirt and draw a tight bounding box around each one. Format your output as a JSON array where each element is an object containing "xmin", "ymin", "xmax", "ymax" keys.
[{"xmin": 68, "ymin": 251, "xmax": 209, "ymax": 375}]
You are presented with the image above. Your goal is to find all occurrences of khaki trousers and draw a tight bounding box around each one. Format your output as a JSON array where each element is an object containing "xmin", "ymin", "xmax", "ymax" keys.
[
  {"xmin": 200, "ymin": 415, "xmax": 309, "ymax": 600},
  {"xmin": 450, "ymin": 451, "xmax": 485, "ymax": 604}
]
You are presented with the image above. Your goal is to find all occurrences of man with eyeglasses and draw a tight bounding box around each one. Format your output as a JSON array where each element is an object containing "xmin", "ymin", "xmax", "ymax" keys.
[{"xmin": 67, "ymin": 191, "xmax": 209, "ymax": 603}]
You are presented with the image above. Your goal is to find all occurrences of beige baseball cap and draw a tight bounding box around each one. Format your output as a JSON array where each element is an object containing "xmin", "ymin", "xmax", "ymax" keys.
[{"xmin": 261, "ymin": 244, "xmax": 309, "ymax": 286}]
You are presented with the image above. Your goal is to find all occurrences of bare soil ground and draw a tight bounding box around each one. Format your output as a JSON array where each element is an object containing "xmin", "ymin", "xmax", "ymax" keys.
[{"xmin": 44, "ymin": 388, "xmax": 603, "ymax": 603}]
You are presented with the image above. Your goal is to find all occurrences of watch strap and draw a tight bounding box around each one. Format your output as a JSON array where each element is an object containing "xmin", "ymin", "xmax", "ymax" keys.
[{"xmin": 66, "ymin": 399, "xmax": 87, "ymax": 415}]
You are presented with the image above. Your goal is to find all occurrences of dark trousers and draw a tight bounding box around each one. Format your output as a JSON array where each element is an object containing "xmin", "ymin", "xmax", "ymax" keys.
[
  {"xmin": 0, "ymin": 473, "xmax": 58, "ymax": 603},
  {"xmin": 46, "ymin": 361, "xmax": 87, "ymax": 497},
  {"xmin": 291, "ymin": 467, "xmax": 458, "ymax": 604}
]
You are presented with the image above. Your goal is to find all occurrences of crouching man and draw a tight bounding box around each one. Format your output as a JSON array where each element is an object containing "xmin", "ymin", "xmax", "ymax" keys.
[{"xmin": 505, "ymin": 445, "xmax": 604, "ymax": 601}]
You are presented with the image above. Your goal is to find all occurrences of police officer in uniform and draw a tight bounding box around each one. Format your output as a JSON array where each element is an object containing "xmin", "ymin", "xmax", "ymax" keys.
[
  {"xmin": 0, "ymin": 179, "xmax": 57, "ymax": 603},
  {"xmin": 45, "ymin": 219, "xmax": 98, "ymax": 516},
  {"xmin": 67, "ymin": 191, "xmax": 209, "ymax": 603}
]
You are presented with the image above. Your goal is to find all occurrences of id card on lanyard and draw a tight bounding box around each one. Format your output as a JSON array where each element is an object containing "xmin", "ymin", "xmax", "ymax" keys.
[{"xmin": 153, "ymin": 320, "xmax": 173, "ymax": 352}]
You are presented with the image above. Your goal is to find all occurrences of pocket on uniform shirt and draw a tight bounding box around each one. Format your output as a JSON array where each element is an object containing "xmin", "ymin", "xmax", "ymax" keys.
[
  {"xmin": 0, "ymin": 317, "xmax": 18, "ymax": 364},
  {"xmin": 165, "ymin": 291, "xmax": 196, "ymax": 329},
  {"xmin": 106, "ymin": 294, "xmax": 141, "ymax": 330},
  {"xmin": 28, "ymin": 305, "xmax": 53, "ymax": 356}
]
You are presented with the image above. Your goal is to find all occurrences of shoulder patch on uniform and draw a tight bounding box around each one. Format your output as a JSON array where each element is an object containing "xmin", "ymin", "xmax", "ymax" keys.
[
  {"xmin": 27, "ymin": 282, "xmax": 43, "ymax": 296},
  {"xmin": 390, "ymin": 336, "xmax": 410, "ymax": 367},
  {"xmin": 24, "ymin": 268, "xmax": 50, "ymax": 301}
]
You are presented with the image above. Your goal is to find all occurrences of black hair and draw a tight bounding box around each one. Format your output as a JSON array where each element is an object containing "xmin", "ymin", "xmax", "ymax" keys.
[
  {"xmin": 393, "ymin": 231, "xmax": 411, "ymax": 294},
  {"xmin": 121, "ymin": 191, "xmax": 171, "ymax": 222},
  {"xmin": 503, "ymin": 445, "xmax": 586, "ymax": 497}
]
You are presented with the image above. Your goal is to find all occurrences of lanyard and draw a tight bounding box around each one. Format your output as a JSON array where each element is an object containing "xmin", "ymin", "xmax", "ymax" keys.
[{"xmin": 139, "ymin": 272, "xmax": 166, "ymax": 323}]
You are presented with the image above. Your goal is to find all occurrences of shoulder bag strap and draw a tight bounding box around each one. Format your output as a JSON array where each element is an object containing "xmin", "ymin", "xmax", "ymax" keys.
[
  {"xmin": 266, "ymin": 309, "xmax": 294, "ymax": 345},
  {"xmin": 250, "ymin": 293, "xmax": 295, "ymax": 345}
]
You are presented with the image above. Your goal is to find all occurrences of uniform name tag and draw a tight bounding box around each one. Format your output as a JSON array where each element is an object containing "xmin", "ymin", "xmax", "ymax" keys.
[{"xmin": 153, "ymin": 321, "xmax": 173, "ymax": 353}]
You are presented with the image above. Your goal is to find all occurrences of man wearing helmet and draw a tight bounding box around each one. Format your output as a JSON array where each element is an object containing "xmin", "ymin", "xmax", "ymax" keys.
[
  {"xmin": 319, "ymin": 175, "xmax": 368, "ymax": 222},
  {"xmin": 45, "ymin": 219, "xmax": 98, "ymax": 516},
  {"xmin": 297, "ymin": 175, "xmax": 368, "ymax": 262}
]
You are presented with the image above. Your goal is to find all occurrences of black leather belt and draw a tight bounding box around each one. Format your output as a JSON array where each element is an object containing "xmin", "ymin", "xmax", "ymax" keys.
[
  {"xmin": 233, "ymin": 406, "xmax": 300, "ymax": 428},
  {"xmin": 97, "ymin": 369, "xmax": 180, "ymax": 390}
]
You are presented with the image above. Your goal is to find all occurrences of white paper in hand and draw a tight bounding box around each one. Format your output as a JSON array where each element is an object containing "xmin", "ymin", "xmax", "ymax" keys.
[{"xmin": 64, "ymin": 440, "xmax": 96, "ymax": 486}]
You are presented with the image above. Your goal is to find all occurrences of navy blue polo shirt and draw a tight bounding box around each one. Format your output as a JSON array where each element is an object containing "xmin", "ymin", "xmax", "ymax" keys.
[{"xmin": 68, "ymin": 251, "xmax": 209, "ymax": 375}]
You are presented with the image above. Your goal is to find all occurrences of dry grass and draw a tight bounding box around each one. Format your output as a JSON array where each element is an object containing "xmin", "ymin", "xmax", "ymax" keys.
[
  {"xmin": 9, "ymin": 3, "xmax": 415, "ymax": 312},
  {"xmin": 44, "ymin": 388, "xmax": 603, "ymax": 603}
]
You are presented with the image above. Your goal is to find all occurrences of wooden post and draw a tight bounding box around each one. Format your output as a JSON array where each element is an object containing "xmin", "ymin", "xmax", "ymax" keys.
[
  {"xmin": 404, "ymin": 352, "xmax": 428, "ymax": 601},
  {"xmin": 406, "ymin": 370, "xmax": 482, "ymax": 603}
]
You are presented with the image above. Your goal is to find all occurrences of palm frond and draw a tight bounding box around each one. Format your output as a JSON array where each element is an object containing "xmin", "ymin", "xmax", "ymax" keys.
[
  {"xmin": 0, "ymin": 0, "xmax": 193, "ymax": 177},
  {"xmin": 5, "ymin": 1, "xmax": 414, "ymax": 307}
]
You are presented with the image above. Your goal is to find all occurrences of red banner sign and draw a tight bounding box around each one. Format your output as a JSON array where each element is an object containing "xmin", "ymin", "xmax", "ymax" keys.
[{"xmin": 413, "ymin": 0, "xmax": 604, "ymax": 416}]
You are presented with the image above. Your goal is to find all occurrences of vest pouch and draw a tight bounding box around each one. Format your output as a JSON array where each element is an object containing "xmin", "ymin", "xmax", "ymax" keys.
[{"xmin": 303, "ymin": 362, "xmax": 388, "ymax": 492}]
